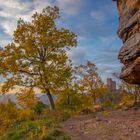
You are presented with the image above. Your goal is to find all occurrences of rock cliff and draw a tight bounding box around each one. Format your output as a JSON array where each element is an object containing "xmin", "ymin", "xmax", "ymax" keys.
[{"xmin": 115, "ymin": 0, "xmax": 140, "ymax": 85}]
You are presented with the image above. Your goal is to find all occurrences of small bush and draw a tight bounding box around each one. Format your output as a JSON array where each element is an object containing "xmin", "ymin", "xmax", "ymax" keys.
[
  {"xmin": 102, "ymin": 102, "xmax": 114, "ymax": 109},
  {"xmin": 115, "ymin": 94, "xmax": 134, "ymax": 109},
  {"xmin": 33, "ymin": 101, "xmax": 47, "ymax": 115}
]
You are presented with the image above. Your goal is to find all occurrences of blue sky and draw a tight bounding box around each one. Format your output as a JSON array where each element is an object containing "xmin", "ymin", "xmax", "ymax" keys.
[{"xmin": 0, "ymin": 0, "xmax": 122, "ymax": 82}]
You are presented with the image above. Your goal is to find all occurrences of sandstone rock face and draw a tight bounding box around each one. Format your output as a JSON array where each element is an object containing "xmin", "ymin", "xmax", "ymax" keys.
[{"xmin": 115, "ymin": 0, "xmax": 140, "ymax": 85}]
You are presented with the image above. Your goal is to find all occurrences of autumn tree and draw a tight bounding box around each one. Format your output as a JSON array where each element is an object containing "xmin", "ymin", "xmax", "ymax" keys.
[
  {"xmin": 119, "ymin": 81, "xmax": 140, "ymax": 106},
  {"xmin": 0, "ymin": 6, "xmax": 77, "ymax": 110},
  {"xmin": 74, "ymin": 61, "xmax": 103, "ymax": 104},
  {"xmin": 56, "ymin": 80, "xmax": 83, "ymax": 111},
  {"xmin": 113, "ymin": 73, "xmax": 140, "ymax": 106}
]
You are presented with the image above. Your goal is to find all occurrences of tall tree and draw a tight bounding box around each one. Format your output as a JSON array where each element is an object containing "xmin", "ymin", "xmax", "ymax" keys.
[
  {"xmin": 0, "ymin": 6, "xmax": 77, "ymax": 110},
  {"xmin": 74, "ymin": 61, "xmax": 103, "ymax": 104}
]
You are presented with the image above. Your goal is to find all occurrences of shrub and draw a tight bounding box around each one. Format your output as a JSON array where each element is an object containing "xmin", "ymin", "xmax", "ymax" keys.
[{"xmin": 33, "ymin": 101, "xmax": 47, "ymax": 115}]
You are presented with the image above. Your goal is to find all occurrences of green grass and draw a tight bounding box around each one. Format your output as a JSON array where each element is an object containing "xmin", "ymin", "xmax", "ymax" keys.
[{"xmin": 0, "ymin": 116, "xmax": 71, "ymax": 140}]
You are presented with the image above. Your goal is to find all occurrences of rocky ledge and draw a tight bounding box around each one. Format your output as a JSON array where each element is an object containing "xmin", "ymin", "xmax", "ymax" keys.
[{"xmin": 115, "ymin": 0, "xmax": 140, "ymax": 85}]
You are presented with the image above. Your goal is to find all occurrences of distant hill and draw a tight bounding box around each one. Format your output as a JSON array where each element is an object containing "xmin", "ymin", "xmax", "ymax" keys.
[
  {"xmin": 0, "ymin": 93, "xmax": 52, "ymax": 106},
  {"xmin": 38, "ymin": 94, "xmax": 49, "ymax": 105},
  {"xmin": 0, "ymin": 94, "xmax": 17, "ymax": 103}
]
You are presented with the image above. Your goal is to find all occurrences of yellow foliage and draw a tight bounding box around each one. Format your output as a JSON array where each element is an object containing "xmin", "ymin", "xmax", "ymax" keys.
[
  {"xmin": 0, "ymin": 99, "xmax": 20, "ymax": 134},
  {"xmin": 19, "ymin": 108, "xmax": 35, "ymax": 120},
  {"xmin": 0, "ymin": 6, "xmax": 77, "ymax": 110},
  {"xmin": 39, "ymin": 126, "xmax": 47, "ymax": 140},
  {"xmin": 17, "ymin": 88, "xmax": 38, "ymax": 109}
]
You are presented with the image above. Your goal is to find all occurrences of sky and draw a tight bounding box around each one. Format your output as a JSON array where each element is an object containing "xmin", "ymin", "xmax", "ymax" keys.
[{"xmin": 0, "ymin": 0, "xmax": 123, "ymax": 82}]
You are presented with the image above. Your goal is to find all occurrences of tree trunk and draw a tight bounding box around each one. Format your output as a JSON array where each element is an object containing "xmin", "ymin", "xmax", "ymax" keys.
[
  {"xmin": 67, "ymin": 93, "xmax": 70, "ymax": 106},
  {"xmin": 46, "ymin": 89, "xmax": 55, "ymax": 110},
  {"xmin": 134, "ymin": 93, "xmax": 138, "ymax": 105},
  {"xmin": 93, "ymin": 92, "xmax": 96, "ymax": 104},
  {"xmin": 133, "ymin": 86, "xmax": 140, "ymax": 107}
]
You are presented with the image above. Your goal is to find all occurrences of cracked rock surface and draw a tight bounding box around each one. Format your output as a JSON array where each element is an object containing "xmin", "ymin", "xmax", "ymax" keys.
[{"xmin": 115, "ymin": 0, "xmax": 140, "ymax": 85}]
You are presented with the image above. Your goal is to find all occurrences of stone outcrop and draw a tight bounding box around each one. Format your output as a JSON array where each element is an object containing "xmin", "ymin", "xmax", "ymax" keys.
[{"xmin": 115, "ymin": 0, "xmax": 140, "ymax": 85}]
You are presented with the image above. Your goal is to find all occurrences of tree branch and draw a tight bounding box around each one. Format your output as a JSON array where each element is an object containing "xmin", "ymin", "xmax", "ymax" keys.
[{"xmin": 18, "ymin": 70, "xmax": 39, "ymax": 76}]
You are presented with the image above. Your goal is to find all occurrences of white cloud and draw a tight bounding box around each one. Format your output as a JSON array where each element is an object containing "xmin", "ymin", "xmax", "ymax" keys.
[
  {"xmin": 0, "ymin": 0, "xmax": 52, "ymax": 36},
  {"xmin": 0, "ymin": 0, "xmax": 83, "ymax": 37},
  {"xmin": 0, "ymin": 39, "xmax": 11, "ymax": 47},
  {"xmin": 33, "ymin": 0, "xmax": 52, "ymax": 11},
  {"xmin": 1, "ymin": 20, "xmax": 17, "ymax": 36},
  {"xmin": 0, "ymin": 1, "xmax": 32, "ymax": 19},
  {"xmin": 57, "ymin": 0, "xmax": 82, "ymax": 16},
  {"xmin": 0, "ymin": 0, "xmax": 24, "ymax": 10},
  {"xmin": 96, "ymin": 63, "xmax": 121, "ymax": 83},
  {"xmin": 68, "ymin": 47, "xmax": 87, "ymax": 65},
  {"xmin": 90, "ymin": 11, "xmax": 105, "ymax": 22},
  {"xmin": 99, "ymin": 36, "xmax": 118, "ymax": 47}
]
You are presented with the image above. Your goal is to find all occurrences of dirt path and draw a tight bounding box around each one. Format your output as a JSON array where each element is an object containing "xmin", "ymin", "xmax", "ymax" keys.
[{"xmin": 62, "ymin": 109, "xmax": 140, "ymax": 140}]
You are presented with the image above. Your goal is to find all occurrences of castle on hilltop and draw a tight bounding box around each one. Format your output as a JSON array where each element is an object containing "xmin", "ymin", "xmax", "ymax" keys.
[{"xmin": 107, "ymin": 78, "xmax": 116, "ymax": 92}]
